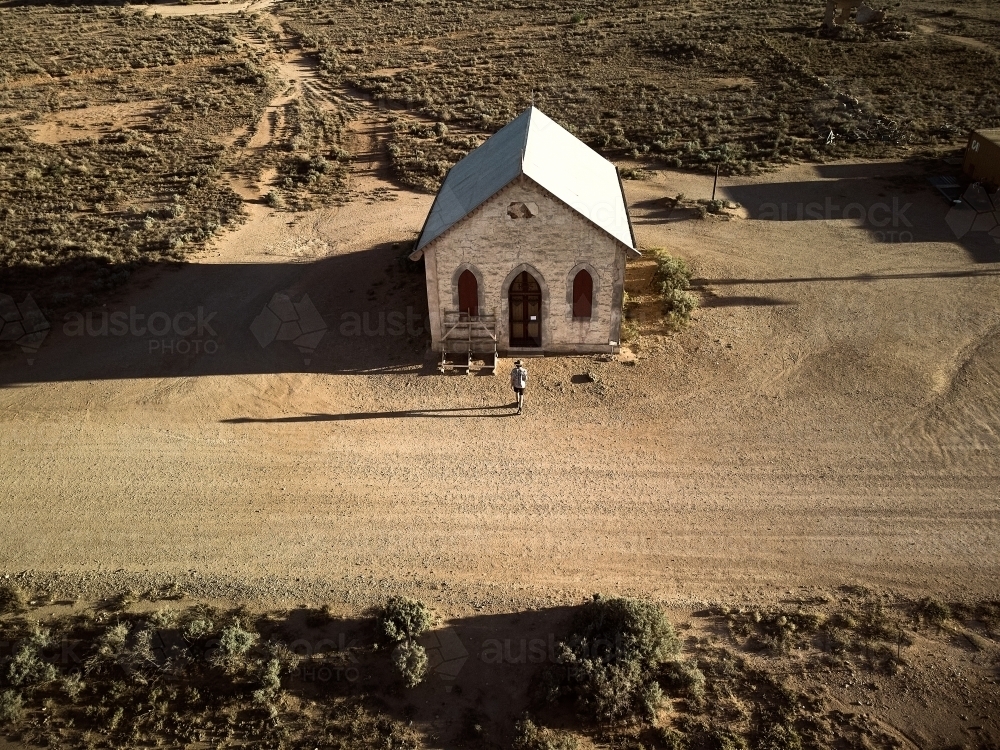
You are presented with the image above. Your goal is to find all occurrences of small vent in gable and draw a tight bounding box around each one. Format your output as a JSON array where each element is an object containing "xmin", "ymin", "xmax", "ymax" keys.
[{"xmin": 507, "ymin": 201, "xmax": 538, "ymax": 219}]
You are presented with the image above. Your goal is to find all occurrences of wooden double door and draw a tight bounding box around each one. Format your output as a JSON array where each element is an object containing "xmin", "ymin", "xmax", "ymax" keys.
[{"xmin": 508, "ymin": 271, "xmax": 542, "ymax": 347}]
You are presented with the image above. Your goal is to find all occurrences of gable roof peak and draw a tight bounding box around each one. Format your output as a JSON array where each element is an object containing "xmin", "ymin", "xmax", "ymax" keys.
[{"xmin": 412, "ymin": 106, "xmax": 637, "ymax": 258}]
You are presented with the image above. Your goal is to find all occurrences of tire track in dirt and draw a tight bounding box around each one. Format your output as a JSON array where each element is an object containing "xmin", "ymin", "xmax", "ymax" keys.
[
  {"xmin": 899, "ymin": 322, "xmax": 1000, "ymax": 462},
  {"xmin": 222, "ymin": 5, "xmax": 394, "ymax": 205}
]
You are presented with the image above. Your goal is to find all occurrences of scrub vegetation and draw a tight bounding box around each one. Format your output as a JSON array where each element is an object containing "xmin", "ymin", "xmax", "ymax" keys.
[
  {"xmin": 622, "ymin": 247, "xmax": 698, "ymax": 339},
  {"xmin": 0, "ymin": 6, "xmax": 277, "ymax": 309},
  {"xmin": 280, "ymin": 0, "xmax": 1000, "ymax": 190},
  {"xmin": 0, "ymin": 587, "xmax": 998, "ymax": 748},
  {"xmin": 0, "ymin": 598, "xmax": 419, "ymax": 749}
]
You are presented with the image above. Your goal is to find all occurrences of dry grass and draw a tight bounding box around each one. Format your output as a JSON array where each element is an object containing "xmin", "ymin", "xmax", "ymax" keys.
[
  {"xmin": 278, "ymin": 0, "xmax": 1000, "ymax": 192},
  {"xmin": 0, "ymin": 5, "xmax": 276, "ymax": 310},
  {"xmin": 236, "ymin": 85, "xmax": 353, "ymax": 212},
  {"xmin": 0, "ymin": 600, "xmax": 418, "ymax": 749},
  {"xmin": 0, "ymin": 590, "xmax": 997, "ymax": 748}
]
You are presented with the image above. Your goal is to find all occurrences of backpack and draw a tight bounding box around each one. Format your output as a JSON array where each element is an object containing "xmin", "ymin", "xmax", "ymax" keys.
[{"xmin": 511, "ymin": 367, "xmax": 527, "ymax": 389}]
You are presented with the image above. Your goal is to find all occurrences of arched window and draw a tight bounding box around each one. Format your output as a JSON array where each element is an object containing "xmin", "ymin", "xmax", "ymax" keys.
[
  {"xmin": 572, "ymin": 269, "xmax": 593, "ymax": 319},
  {"xmin": 458, "ymin": 269, "xmax": 478, "ymax": 317}
]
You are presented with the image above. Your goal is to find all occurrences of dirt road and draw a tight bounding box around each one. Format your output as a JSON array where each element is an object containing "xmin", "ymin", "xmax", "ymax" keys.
[
  {"xmin": 3, "ymin": 155, "xmax": 997, "ymax": 611},
  {"xmin": 1, "ymin": 4, "xmax": 998, "ymax": 612}
]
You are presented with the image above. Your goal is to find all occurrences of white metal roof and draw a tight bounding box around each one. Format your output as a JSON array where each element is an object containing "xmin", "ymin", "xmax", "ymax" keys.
[{"xmin": 412, "ymin": 106, "xmax": 637, "ymax": 258}]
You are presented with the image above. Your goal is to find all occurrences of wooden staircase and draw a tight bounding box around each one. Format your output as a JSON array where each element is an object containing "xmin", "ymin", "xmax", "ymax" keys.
[{"xmin": 439, "ymin": 310, "xmax": 498, "ymax": 374}]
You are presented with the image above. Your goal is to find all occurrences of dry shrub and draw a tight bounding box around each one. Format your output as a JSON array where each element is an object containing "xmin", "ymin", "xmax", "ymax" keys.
[
  {"xmin": 513, "ymin": 716, "xmax": 579, "ymax": 750},
  {"xmin": 0, "ymin": 583, "xmax": 27, "ymax": 614},
  {"xmin": 538, "ymin": 596, "xmax": 679, "ymax": 722},
  {"xmin": 284, "ymin": 0, "xmax": 1000, "ymax": 188}
]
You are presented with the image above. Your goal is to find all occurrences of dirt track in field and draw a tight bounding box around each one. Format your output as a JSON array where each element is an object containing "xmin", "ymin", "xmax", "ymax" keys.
[{"xmin": 1, "ymin": 3, "xmax": 999, "ymax": 617}]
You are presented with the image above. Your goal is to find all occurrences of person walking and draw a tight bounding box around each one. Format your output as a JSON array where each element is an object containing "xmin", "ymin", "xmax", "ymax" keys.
[{"xmin": 511, "ymin": 359, "xmax": 528, "ymax": 415}]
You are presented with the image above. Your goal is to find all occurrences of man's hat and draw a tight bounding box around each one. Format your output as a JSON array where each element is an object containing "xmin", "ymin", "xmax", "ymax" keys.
[{"xmin": 514, "ymin": 359, "xmax": 523, "ymax": 366}]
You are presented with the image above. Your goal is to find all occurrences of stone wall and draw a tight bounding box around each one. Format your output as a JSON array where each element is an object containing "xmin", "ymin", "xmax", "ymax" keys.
[{"xmin": 423, "ymin": 175, "xmax": 628, "ymax": 354}]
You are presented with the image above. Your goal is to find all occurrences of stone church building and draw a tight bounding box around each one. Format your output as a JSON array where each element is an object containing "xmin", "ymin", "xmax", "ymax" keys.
[{"xmin": 409, "ymin": 106, "xmax": 639, "ymax": 368}]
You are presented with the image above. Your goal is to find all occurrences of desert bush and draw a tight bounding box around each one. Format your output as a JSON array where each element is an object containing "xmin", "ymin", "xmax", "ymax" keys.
[
  {"xmin": 6, "ymin": 640, "xmax": 57, "ymax": 687},
  {"xmin": 0, "ymin": 599, "xmax": 419, "ymax": 748},
  {"xmin": 620, "ymin": 289, "xmax": 640, "ymax": 342},
  {"xmin": 662, "ymin": 660, "xmax": 705, "ymax": 702},
  {"xmin": 95, "ymin": 623, "xmax": 130, "ymax": 659},
  {"xmin": 377, "ymin": 597, "xmax": 433, "ymax": 643},
  {"xmin": 252, "ymin": 658, "xmax": 283, "ymax": 704},
  {"xmin": 265, "ymin": 189, "xmax": 287, "ymax": 209},
  {"xmin": 620, "ymin": 316, "xmax": 640, "ymax": 344},
  {"xmin": 0, "ymin": 6, "xmax": 277, "ymax": 313},
  {"xmin": 85, "ymin": 621, "xmax": 161, "ymax": 678},
  {"xmin": 642, "ymin": 679, "xmax": 666, "ymax": 719},
  {"xmin": 619, "ymin": 167, "xmax": 649, "ymax": 180},
  {"xmin": 147, "ymin": 608, "xmax": 178, "ymax": 629},
  {"xmin": 291, "ymin": 0, "xmax": 998, "ymax": 188},
  {"xmin": 869, "ymin": 642, "xmax": 906, "ymax": 676},
  {"xmin": 974, "ymin": 600, "xmax": 1000, "ymax": 637},
  {"xmin": 714, "ymin": 728, "xmax": 750, "ymax": 750},
  {"xmin": 649, "ymin": 250, "xmax": 696, "ymax": 325},
  {"xmin": 391, "ymin": 640, "xmax": 428, "ymax": 688},
  {"xmin": 0, "ymin": 583, "xmax": 27, "ymax": 614},
  {"xmin": 655, "ymin": 727, "xmax": 687, "ymax": 750},
  {"xmin": 653, "ymin": 251, "xmax": 691, "ymax": 293},
  {"xmin": 323, "ymin": 699, "xmax": 417, "ymax": 749},
  {"xmin": 664, "ymin": 287, "xmax": 697, "ymax": 322},
  {"xmin": 539, "ymin": 596, "xmax": 679, "ymax": 721},
  {"xmin": 184, "ymin": 616, "xmax": 215, "ymax": 640},
  {"xmin": 758, "ymin": 723, "xmax": 803, "ymax": 750},
  {"xmin": 211, "ymin": 620, "xmax": 259, "ymax": 671},
  {"xmin": 917, "ymin": 597, "xmax": 950, "ymax": 629},
  {"xmin": 513, "ymin": 717, "xmax": 579, "ymax": 750},
  {"xmin": 730, "ymin": 608, "xmax": 825, "ymax": 654},
  {"xmin": 0, "ymin": 690, "xmax": 23, "ymax": 725},
  {"xmin": 61, "ymin": 672, "xmax": 85, "ymax": 701},
  {"xmin": 823, "ymin": 626, "xmax": 853, "ymax": 655},
  {"xmin": 4, "ymin": 622, "xmax": 56, "ymax": 685},
  {"xmin": 106, "ymin": 587, "xmax": 140, "ymax": 611},
  {"xmin": 383, "ymin": 128, "xmax": 480, "ymax": 192}
]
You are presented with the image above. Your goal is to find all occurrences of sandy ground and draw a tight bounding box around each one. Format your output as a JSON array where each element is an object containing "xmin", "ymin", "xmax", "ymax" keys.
[
  {"xmin": 138, "ymin": 0, "xmax": 275, "ymax": 17},
  {"xmin": 2, "ymin": 7, "xmax": 1000, "ymax": 748},
  {"xmin": 1, "ymin": 4, "xmax": 999, "ymax": 619},
  {"xmin": 2, "ymin": 155, "xmax": 998, "ymax": 611}
]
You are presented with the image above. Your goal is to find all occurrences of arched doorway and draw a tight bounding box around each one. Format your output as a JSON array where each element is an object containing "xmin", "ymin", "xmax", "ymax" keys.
[
  {"xmin": 508, "ymin": 271, "xmax": 542, "ymax": 347},
  {"xmin": 458, "ymin": 269, "xmax": 478, "ymax": 317}
]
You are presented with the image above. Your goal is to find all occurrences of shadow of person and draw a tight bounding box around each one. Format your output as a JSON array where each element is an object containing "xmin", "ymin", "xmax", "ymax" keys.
[{"xmin": 223, "ymin": 406, "xmax": 515, "ymax": 423}]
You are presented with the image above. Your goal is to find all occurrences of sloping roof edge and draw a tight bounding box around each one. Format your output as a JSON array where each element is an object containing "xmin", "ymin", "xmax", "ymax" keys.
[
  {"xmin": 411, "ymin": 173, "xmax": 638, "ymax": 261},
  {"xmin": 408, "ymin": 170, "xmax": 524, "ymax": 261},
  {"xmin": 411, "ymin": 106, "xmax": 640, "ymax": 260},
  {"xmin": 409, "ymin": 175, "xmax": 449, "ymax": 261},
  {"xmin": 615, "ymin": 166, "xmax": 641, "ymax": 258},
  {"xmin": 411, "ymin": 108, "xmax": 534, "ymax": 259}
]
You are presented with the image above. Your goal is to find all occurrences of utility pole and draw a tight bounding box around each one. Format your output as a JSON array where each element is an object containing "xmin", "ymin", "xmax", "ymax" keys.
[{"xmin": 711, "ymin": 164, "xmax": 720, "ymax": 201}]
